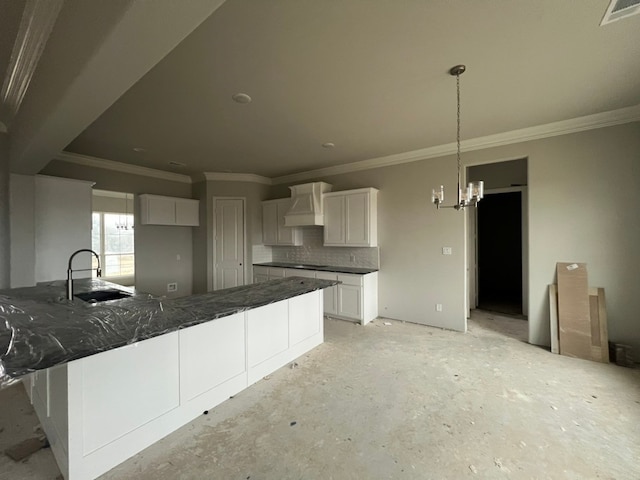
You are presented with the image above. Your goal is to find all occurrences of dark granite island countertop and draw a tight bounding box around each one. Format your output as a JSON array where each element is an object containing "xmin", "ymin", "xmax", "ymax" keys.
[{"xmin": 0, "ymin": 277, "xmax": 337, "ymax": 387}]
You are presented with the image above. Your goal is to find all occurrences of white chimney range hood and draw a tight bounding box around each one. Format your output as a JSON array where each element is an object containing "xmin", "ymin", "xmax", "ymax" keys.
[{"xmin": 284, "ymin": 182, "xmax": 332, "ymax": 227}]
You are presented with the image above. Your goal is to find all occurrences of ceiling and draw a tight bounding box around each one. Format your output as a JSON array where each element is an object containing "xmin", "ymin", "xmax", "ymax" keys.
[{"xmin": 4, "ymin": 0, "xmax": 640, "ymax": 179}]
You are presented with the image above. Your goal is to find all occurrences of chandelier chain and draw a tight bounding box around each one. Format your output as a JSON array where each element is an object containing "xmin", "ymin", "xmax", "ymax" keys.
[{"xmin": 456, "ymin": 72, "xmax": 461, "ymax": 183}]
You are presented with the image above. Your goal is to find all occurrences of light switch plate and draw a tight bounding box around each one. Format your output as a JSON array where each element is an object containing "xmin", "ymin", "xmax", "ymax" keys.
[
  {"xmin": 167, "ymin": 282, "xmax": 178, "ymax": 292},
  {"xmin": 442, "ymin": 247, "xmax": 452, "ymax": 255}
]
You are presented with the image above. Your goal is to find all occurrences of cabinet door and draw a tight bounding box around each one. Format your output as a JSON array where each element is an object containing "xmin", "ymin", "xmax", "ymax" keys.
[
  {"xmin": 323, "ymin": 195, "xmax": 345, "ymax": 245},
  {"xmin": 254, "ymin": 274, "xmax": 269, "ymax": 283},
  {"xmin": 142, "ymin": 195, "xmax": 176, "ymax": 225},
  {"xmin": 276, "ymin": 200, "xmax": 298, "ymax": 245},
  {"xmin": 175, "ymin": 198, "xmax": 199, "ymax": 226},
  {"xmin": 262, "ymin": 203, "xmax": 278, "ymax": 245},
  {"xmin": 337, "ymin": 283, "xmax": 362, "ymax": 320},
  {"xmin": 345, "ymin": 192, "xmax": 369, "ymax": 246},
  {"xmin": 316, "ymin": 272, "xmax": 338, "ymax": 315}
]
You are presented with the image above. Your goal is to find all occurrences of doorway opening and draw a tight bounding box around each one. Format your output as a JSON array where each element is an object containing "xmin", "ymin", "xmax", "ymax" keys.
[
  {"xmin": 477, "ymin": 191, "xmax": 522, "ymax": 316},
  {"xmin": 467, "ymin": 158, "xmax": 528, "ymax": 322}
]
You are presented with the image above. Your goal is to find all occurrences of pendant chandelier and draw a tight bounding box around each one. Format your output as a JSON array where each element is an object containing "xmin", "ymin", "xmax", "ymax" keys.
[{"xmin": 432, "ymin": 65, "xmax": 483, "ymax": 210}]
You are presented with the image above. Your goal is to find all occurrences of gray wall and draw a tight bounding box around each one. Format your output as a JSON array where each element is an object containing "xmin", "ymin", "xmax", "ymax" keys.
[
  {"xmin": 192, "ymin": 179, "xmax": 271, "ymax": 293},
  {"xmin": 0, "ymin": 133, "xmax": 9, "ymax": 288},
  {"xmin": 41, "ymin": 160, "xmax": 195, "ymax": 298},
  {"xmin": 468, "ymin": 158, "xmax": 527, "ymax": 189},
  {"xmin": 270, "ymin": 122, "xmax": 640, "ymax": 359},
  {"xmin": 9, "ymin": 174, "xmax": 36, "ymax": 287}
]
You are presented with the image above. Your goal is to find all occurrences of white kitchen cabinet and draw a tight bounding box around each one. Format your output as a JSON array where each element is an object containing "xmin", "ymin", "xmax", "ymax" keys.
[
  {"xmin": 284, "ymin": 268, "xmax": 316, "ymax": 279},
  {"xmin": 262, "ymin": 198, "xmax": 302, "ymax": 246},
  {"xmin": 252, "ymin": 266, "xmax": 287, "ymax": 283},
  {"xmin": 253, "ymin": 265, "xmax": 378, "ymax": 324},
  {"xmin": 337, "ymin": 284, "xmax": 362, "ymax": 320},
  {"xmin": 139, "ymin": 194, "xmax": 199, "ymax": 226},
  {"xmin": 334, "ymin": 272, "xmax": 378, "ymax": 325},
  {"xmin": 253, "ymin": 266, "xmax": 270, "ymax": 283},
  {"xmin": 323, "ymin": 188, "xmax": 378, "ymax": 247},
  {"xmin": 316, "ymin": 271, "xmax": 338, "ymax": 315}
]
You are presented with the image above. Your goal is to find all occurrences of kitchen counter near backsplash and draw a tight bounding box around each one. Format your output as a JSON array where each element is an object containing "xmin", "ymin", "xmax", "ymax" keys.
[
  {"xmin": 254, "ymin": 226, "xmax": 380, "ymax": 270},
  {"xmin": 253, "ymin": 262, "xmax": 377, "ymax": 275}
]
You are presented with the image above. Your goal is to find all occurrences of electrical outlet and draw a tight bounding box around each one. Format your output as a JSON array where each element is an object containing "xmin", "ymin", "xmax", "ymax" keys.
[
  {"xmin": 436, "ymin": 303, "xmax": 443, "ymax": 312},
  {"xmin": 167, "ymin": 282, "xmax": 178, "ymax": 293},
  {"xmin": 350, "ymin": 253, "xmax": 356, "ymax": 263},
  {"xmin": 442, "ymin": 247, "xmax": 452, "ymax": 255}
]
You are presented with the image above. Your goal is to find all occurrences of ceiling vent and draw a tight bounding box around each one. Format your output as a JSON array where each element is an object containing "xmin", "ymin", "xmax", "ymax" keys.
[{"xmin": 601, "ymin": 0, "xmax": 640, "ymax": 25}]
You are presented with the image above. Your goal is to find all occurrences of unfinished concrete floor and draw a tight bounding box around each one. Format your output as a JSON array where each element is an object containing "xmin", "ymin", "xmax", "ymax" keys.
[{"xmin": 1, "ymin": 310, "xmax": 639, "ymax": 480}]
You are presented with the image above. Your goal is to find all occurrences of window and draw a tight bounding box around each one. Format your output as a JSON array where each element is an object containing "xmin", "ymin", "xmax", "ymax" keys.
[{"xmin": 92, "ymin": 212, "xmax": 135, "ymax": 279}]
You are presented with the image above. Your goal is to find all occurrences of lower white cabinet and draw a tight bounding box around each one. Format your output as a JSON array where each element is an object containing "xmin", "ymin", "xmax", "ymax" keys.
[
  {"xmin": 283, "ymin": 268, "xmax": 316, "ymax": 279},
  {"xmin": 253, "ymin": 266, "xmax": 286, "ymax": 283},
  {"xmin": 316, "ymin": 272, "xmax": 338, "ymax": 315},
  {"xmin": 337, "ymin": 283, "xmax": 362, "ymax": 320},
  {"xmin": 335, "ymin": 273, "xmax": 378, "ymax": 325},
  {"xmin": 252, "ymin": 266, "xmax": 378, "ymax": 325}
]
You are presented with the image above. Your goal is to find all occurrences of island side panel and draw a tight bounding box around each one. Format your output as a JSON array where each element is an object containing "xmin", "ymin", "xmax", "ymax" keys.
[
  {"xmin": 247, "ymin": 290, "xmax": 323, "ymax": 385},
  {"xmin": 36, "ymin": 288, "xmax": 326, "ymax": 479},
  {"xmin": 178, "ymin": 311, "xmax": 248, "ymax": 407}
]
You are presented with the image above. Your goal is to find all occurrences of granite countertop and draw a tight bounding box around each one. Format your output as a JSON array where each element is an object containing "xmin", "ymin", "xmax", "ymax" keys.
[
  {"xmin": 0, "ymin": 277, "xmax": 337, "ymax": 387},
  {"xmin": 253, "ymin": 262, "xmax": 378, "ymax": 275}
]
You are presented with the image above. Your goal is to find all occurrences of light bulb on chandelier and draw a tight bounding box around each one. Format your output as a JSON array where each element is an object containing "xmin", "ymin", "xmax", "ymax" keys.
[{"xmin": 432, "ymin": 65, "xmax": 483, "ymax": 211}]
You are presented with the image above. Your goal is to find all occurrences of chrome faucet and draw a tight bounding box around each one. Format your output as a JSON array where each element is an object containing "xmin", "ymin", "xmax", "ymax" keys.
[{"xmin": 67, "ymin": 249, "xmax": 102, "ymax": 300}]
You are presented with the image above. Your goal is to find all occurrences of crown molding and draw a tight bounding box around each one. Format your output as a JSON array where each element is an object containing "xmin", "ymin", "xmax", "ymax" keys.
[
  {"xmin": 203, "ymin": 172, "xmax": 272, "ymax": 185},
  {"xmin": 0, "ymin": 0, "xmax": 63, "ymax": 128},
  {"xmin": 55, "ymin": 151, "xmax": 192, "ymax": 184},
  {"xmin": 272, "ymin": 104, "xmax": 640, "ymax": 185}
]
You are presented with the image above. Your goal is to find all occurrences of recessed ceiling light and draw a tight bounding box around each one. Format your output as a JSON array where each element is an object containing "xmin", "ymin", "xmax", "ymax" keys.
[
  {"xmin": 232, "ymin": 93, "xmax": 252, "ymax": 104},
  {"xmin": 168, "ymin": 161, "xmax": 185, "ymax": 167},
  {"xmin": 133, "ymin": 147, "xmax": 146, "ymax": 152},
  {"xmin": 322, "ymin": 142, "xmax": 335, "ymax": 149}
]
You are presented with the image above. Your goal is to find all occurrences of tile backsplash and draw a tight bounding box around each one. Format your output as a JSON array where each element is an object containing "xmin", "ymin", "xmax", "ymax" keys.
[{"xmin": 269, "ymin": 226, "xmax": 379, "ymax": 269}]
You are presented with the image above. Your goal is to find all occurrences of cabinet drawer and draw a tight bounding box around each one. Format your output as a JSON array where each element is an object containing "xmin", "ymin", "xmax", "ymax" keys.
[
  {"xmin": 337, "ymin": 273, "xmax": 363, "ymax": 286},
  {"xmin": 269, "ymin": 268, "xmax": 285, "ymax": 278},
  {"xmin": 284, "ymin": 269, "xmax": 316, "ymax": 279}
]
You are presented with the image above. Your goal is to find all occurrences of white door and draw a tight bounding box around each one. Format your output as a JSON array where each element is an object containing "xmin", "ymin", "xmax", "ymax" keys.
[{"xmin": 214, "ymin": 198, "xmax": 245, "ymax": 290}]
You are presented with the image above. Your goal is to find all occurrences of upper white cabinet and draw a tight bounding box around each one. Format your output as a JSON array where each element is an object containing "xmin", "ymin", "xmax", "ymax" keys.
[
  {"xmin": 323, "ymin": 188, "xmax": 378, "ymax": 247},
  {"xmin": 262, "ymin": 199, "xmax": 302, "ymax": 246},
  {"xmin": 139, "ymin": 194, "xmax": 199, "ymax": 226}
]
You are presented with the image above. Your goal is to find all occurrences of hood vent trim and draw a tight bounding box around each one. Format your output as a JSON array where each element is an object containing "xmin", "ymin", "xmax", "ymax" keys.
[{"xmin": 284, "ymin": 182, "xmax": 332, "ymax": 227}]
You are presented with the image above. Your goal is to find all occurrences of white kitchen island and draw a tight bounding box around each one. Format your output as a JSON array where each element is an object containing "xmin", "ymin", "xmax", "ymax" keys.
[{"xmin": 10, "ymin": 281, "xmax": 328, "ymax": 480}]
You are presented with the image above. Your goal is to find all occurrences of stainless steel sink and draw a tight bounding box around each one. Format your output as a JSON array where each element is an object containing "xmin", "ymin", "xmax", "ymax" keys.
[{"xmin": 74, "ymin": 289, "xmax": 132, "ymax": 303}]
